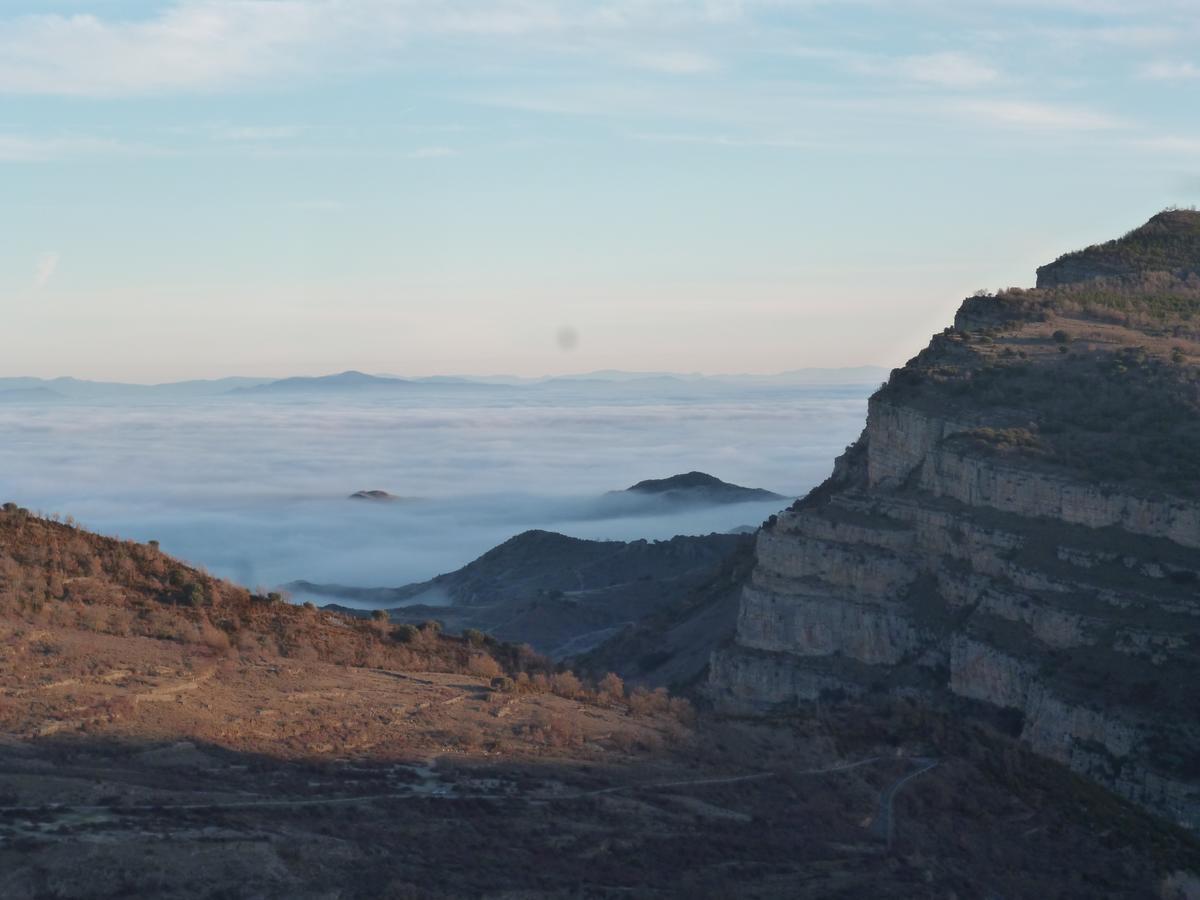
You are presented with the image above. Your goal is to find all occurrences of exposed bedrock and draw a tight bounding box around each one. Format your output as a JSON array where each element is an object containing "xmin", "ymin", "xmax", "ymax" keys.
[{"xmin": 710, "ymin": 214, "xmax": 1200, "ymax": 831}]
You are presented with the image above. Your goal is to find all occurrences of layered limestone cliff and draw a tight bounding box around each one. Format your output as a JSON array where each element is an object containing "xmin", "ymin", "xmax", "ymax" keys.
[{"xmin": 710, "ymin": 211, "xmax": 1200, "ymax": 832}]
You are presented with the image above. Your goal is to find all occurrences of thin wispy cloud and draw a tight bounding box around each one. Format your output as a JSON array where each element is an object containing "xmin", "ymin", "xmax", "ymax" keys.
[
  {"xmin": 895, "ymin": 52, "xmax": 999, "ymax": 89},
  {"xmin": 628, "ymin": 50, "xmax": 718, "ymax": 75},
  {"xmin": 1136, "ymin": 136, "xmax": 1200, "ymax": 154},
  {"xmin": 289, "ymin": 200, "xmax": 349, "ymax": 212},
  {"xmin": 1140, "ymin": 60, "xmax": 1200, "ymax": 80},
  {"xmin": 215, "ymin": 125, "xmax": 306, "ymax": 141},
  {"xmin": 407, "ymin": 146, "xmax": 459, "ymax": 159},
  {"xmin": 0, "ymin": 1, "xmax": 750, "ymax": 97},
  {"xmin": 0, "ymin": 133, "xmax": 142, "ymax": 161},
  {"xmin": 630, "ymin": 132, "xmax": 823, "ymax": 150},
  {"xmin": 0, "ymin": 3, "xmax": 327, "ymax": 96},
  {"xmin": 952, "ymin": 99, "xmax": 1123, "ymax": 131},
  {"xmin": 33, "ymin": 252, "xmax": 59, "ymax": 290}
]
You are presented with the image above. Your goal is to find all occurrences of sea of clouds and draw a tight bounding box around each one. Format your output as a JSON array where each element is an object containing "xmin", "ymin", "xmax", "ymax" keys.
[{"xmin": 0, "ymin": 382, "xmax": 872, "ymax": 596}]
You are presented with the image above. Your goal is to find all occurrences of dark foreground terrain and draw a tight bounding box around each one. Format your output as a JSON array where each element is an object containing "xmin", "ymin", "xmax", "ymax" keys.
[
  {"xmin": 1, "ymin": 506, "xmax": 1197, "ymax": 897},
  {"xmin": 4, "ymin": 703, "xmax": 1199, "ymax": 899}
]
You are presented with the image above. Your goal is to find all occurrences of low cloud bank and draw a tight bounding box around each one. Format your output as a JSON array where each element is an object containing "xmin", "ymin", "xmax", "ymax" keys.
[{"xmin": 0, "ymin": 385, "xmax": 870, "ymax": 591}]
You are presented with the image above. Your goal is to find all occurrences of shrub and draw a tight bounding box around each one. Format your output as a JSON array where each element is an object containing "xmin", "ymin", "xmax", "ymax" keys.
[
  {"xmin": 550, "ymin": 671, "xmax": 584, "ymax": 700},
  {"xmin": 462, "ymin": 628, "xmax": 487, "ymax": 646},
  {"xmin": 195, "ymin": 620, "xmax": 231, "ymax": 652},
  {"xmin": 628, "ymin": 686, "xmax": 671, "ymax": 716},
  {"xmin": 1052, "ymin": 329, "xmax": 1071, "ymax": 344},
  {"xmin": 598, "ymin": 672, "xmax": 625, "ymax": 702},
  {"xmin": 392, "ymin": 623, "xmax": 419, "ymax": 643},
  {"xmin": 467, "ymin": 653, "xmax": 503, "ymax": 679},
  {"xmin": 668, "ymin": 696, "xmax": 695, "ymax": 725},
  {"xmin": 371, "ymin": 609, "xmax": 390, "ymax": 622}
]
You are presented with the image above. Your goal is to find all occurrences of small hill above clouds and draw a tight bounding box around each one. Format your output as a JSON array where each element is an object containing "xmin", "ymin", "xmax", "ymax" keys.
[
  {"xmin": 349, "ymin": 489, "xmax": 397, "ymax": 501},
  {"xmin": 620, "ymin": 472, "xmax": 784, "ymax": 504}
]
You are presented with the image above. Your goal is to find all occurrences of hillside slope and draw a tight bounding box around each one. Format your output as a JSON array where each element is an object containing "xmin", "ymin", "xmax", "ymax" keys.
[
  {"xmin": 710, "ymin": 210, "xmax": 1200, "ymax": 833},
  {"xmin": 296, "ymin": 529, "xmax": 749, "ymax": 658}
]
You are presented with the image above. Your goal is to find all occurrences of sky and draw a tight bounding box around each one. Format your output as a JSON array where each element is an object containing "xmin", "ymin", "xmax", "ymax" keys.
[{"xmin": 2, "ymin": 0, "xmax": 1199, "ymax": 381}]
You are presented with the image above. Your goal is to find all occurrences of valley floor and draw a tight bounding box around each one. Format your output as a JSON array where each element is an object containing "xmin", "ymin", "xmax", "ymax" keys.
[{"xmin": 1, "ymin": 612, "xmax": 1197, "ymax": 898}]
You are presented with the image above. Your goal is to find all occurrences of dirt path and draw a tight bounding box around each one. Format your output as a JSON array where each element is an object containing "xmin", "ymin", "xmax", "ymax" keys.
[
  {"xmin": 133, "ymin": 667, "xmax": 217, "ymax": 704},
  {"xmin": 869, "ymin": 757, "xmax": 939, "ymax": 848},
  {"xmin": 0, "ymin": 754, "xmax": 941, "ymax": 848}
]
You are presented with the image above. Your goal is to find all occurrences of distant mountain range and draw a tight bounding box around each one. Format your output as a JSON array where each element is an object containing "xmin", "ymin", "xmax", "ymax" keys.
[
  {"xmin": 231, "ymin": 370, "xmax": 413, "ymax": 394},
  {"xmin": 0, "ymin": 375, "xmax": 271, "ymax": 401},
  {"xmin": 0, "ymin": 366, "xmax": 889, "ymax": 402}
]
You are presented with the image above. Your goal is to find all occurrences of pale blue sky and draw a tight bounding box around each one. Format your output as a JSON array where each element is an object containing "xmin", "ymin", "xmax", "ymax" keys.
[{"xmin": 3, "ymin": 0, "xmax": 1198, "ymax": 381}]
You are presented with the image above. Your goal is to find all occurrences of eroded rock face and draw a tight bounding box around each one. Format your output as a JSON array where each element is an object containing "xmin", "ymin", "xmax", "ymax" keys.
[{"xmin": 710, "ymin": 213, "xmax": 1200, "ymax": 832}]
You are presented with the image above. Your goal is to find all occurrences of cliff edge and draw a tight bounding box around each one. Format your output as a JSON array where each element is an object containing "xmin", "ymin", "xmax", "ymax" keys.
[{"xmin": 710, "ymin": 210, "xmax": 1200, "ymax": 832}]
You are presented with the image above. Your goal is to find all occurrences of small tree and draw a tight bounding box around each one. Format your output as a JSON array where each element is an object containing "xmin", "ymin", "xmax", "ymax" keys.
[
  {"xmin": 598, "ymin": 672, "xmax": 625, "ymax": 702},
  {"xmin": 1052, "ymin": 329, "xmax": 1070, "ymax": 344}
]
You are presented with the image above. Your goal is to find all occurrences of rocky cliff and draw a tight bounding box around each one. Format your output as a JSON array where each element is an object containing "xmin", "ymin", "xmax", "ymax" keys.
[{"xmin": 710, "ymin": 210, "xmax": 1200, "ymax": 832}]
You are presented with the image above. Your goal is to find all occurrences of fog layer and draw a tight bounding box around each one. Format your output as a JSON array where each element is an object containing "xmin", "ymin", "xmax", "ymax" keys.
[{"xmin": 0, "ymin": 382, "xmax": 871, "ymax": 591}]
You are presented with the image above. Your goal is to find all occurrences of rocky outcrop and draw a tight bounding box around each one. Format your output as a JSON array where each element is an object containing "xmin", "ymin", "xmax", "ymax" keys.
[
  {"xmin": 1036, "ymin": 209, "xmax": 1200, "ymax": 288},
  {"xmin": 710, "ymin": 212, "xmax": 1200, "ymax": 833}
]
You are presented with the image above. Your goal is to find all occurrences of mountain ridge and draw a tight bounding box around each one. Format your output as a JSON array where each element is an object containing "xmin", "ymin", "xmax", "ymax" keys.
[{"xmin": 710, "ymin": 210, "xmax": 1200, "ymax": 833}]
